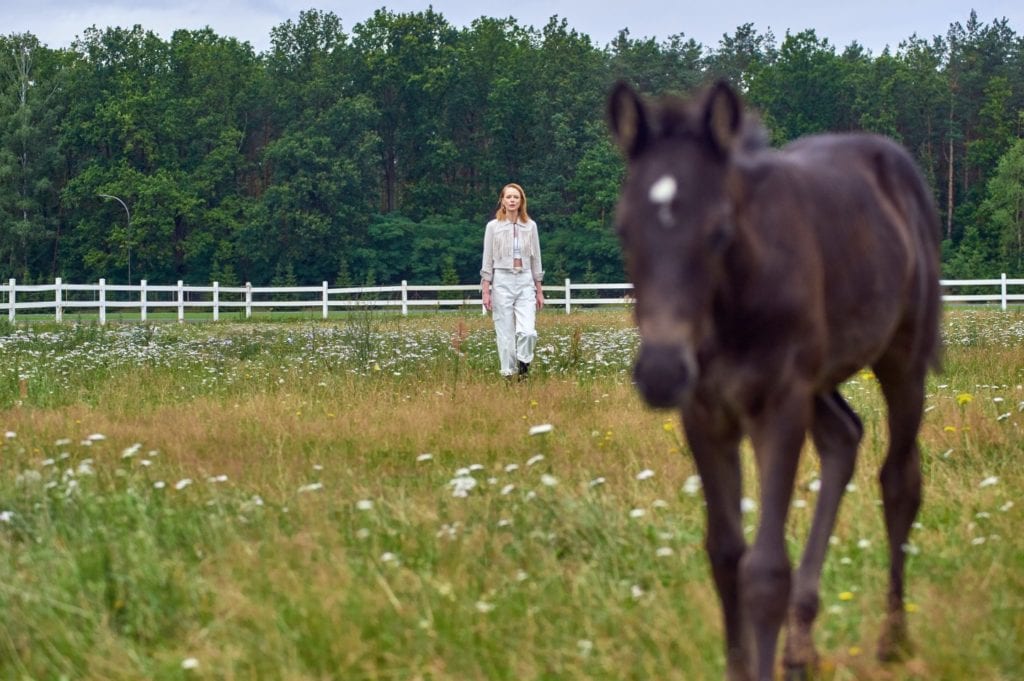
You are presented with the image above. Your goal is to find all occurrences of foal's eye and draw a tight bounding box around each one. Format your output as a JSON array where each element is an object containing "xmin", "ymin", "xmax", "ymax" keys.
[{"xmin": 708, "ymin": 221, "xmax": 734, "ymax": 253}]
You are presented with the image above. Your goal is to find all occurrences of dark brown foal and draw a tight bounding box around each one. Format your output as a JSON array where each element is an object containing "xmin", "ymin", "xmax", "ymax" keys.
[{"xmin": 607, "ymin": 80, "xmax": 941, "ymax": 681}]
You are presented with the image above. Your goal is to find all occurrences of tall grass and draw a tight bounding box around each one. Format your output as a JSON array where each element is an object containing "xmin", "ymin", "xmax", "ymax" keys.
[{"xmin": 1, "ymin": 309, "xmax": 1022, "ymax": 680}]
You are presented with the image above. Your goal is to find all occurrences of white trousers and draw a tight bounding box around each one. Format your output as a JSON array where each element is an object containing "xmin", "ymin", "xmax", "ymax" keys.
[{"xmin": 491, "ymin": 269, "xmax": 538, "ymax": 376}]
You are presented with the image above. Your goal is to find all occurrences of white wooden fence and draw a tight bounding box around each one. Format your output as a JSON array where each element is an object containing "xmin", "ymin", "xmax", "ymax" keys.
[{"xmin": 1, "ymin": 276, "xmax": 1021, "ymax": 324}]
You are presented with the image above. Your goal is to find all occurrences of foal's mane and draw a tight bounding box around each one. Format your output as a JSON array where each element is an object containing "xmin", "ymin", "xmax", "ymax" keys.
[{"xmin": 655, "ymin": 87, "xmax": 770, "ymax": 153}]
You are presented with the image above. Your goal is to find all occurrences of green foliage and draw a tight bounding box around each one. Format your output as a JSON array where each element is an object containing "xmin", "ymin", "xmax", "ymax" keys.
[
  {"xmin": 1, "ymin": 10, "xmax": 1023, "ymax": 287},
  {"xmin": 980, "ymin": 139, "xmax": 1024, "ymax": 273}
]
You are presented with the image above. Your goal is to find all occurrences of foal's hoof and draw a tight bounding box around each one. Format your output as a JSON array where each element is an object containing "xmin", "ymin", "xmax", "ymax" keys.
[
  {"xmin": 783, "ymin": 664, "xmax": 812, "ymax": 681},
  {"xmin": 877, "ymin": 611, "xmax": 913, "ymax": 662}
]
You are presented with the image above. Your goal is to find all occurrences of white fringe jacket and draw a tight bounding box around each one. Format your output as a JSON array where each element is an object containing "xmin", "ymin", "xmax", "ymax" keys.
[{"xmin": 479, "ymin": 218, "xmax": 545, "ymax": 283}]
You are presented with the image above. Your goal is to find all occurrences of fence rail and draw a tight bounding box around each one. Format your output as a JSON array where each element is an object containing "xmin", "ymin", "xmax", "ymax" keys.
[{"xmin": 2, "ymin": 275, "xmax": 1022, "ymax": 324}]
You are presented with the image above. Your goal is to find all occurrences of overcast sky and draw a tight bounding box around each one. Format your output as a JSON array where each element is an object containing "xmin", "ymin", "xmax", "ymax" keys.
[{"xmin": 4, "ymin": 0, "xmax": 1021, "ymax": 54}]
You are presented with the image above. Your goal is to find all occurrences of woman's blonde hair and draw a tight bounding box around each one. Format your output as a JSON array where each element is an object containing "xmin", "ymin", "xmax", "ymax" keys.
[{"xmin": 494, "ymin": 183, "xmax": 531, "ymax": 222}]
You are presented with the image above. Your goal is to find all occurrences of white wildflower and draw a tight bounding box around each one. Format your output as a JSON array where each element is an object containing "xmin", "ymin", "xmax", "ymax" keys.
[
  {"xmin": 741, "ymin": 497, "xmax": 758, "ymax": 513},
  {"xmin": 636, "ymin": 469, "xmax": 655, "ymax": 481},
  {"xmin": 979, "ymin": 476, "xmax": 999, "ymax": 488},
  {"xmin": 356, "ymin": 499, "xmax": 374, "ymax": 511},
  {"xmin": 656, "ymin": 546, "xmax": 674, "ymax": 557},
  {"xmin": 540, "ymin": 474, "xmax": 558, "ymax": 487},
  {"xmin": 682, "ymin": 475, "xmax": 701, "ymax": 496},
  {"xmin": 181, "ymin": 657, "xmax": 199, "ymax": 670},
  {"xmin": 175, "ymin": 478, "xmax": 193, "ymax": 490},
  {"xmin": 297, "ymin": 482, "xmax": 323, "ymax": 493},
  {"xmin": 416, "ymin": 453, "xmax": 434, "ymax": 462},
  {"xmin": 526, "ymin": 454, "xmax": 545, "ymax": 466},
  {"xmin": 528, "ymin": 423, "xmax": 553, "ymax": 436},
  {"xmin": 449, "ymin": 475, "xmax": 477, "ymax": 498}
]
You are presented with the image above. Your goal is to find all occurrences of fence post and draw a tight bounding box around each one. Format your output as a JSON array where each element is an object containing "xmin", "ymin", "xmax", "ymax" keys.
[
  {"xmin": 99, "ymin": 279, "xmax": 107, "ymax": 325},
  {"xmin": 213, "ymin": 281, "xmax": 220, "ymax": 322},
  {"xmin": 55, "ymin": 277, "xmax": 63, "ymax": 322},
  {"xmin": 177, "ymin": 280, "xmax": 184, "ymax": 323},
  {"xmin": 565, "ymin": 278, "xmax": 571, "ymax": 314},
  {"xmin": 7, "ymin": 278, "xmax": 14, "ymax": 322},
  {"xmin": 140, "ymin": 280, "xmax": 148, "ymax": 321},
  {"xmin": 401, "ymin": 280, "xmax": 408, "ymax": 316},
  {"xmin": 322, "ymin": 281, "xmax": 329, "ymax": 319},
  {"xmin": 245, "ymin": 282, "xmax": 252, "ymax": 319},
  {"xmin": 1001, "ymin": 272, "xmax": 1008, "ymax": 311}
]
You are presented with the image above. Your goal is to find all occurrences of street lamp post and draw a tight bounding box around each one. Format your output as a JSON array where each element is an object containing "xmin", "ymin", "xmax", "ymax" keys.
[{"xmin": 98, "ymin": 194, "xmax": 132, "ymax": 285}]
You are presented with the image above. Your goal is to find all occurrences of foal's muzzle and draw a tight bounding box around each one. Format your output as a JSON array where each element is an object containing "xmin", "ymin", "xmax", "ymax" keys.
[{"xmin": 633, "ymin": 342, "xmax": 698, "ymax": 409}]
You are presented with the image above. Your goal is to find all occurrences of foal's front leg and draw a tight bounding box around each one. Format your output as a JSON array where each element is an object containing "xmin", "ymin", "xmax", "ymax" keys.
[
  {"xmin": 742, "ymin": 391, "xmax": 812, "ymax": 681},
  {"xmin": 683, "ymin": 405, "xmax": 748, "ymax": 680},
  {"xmin": 784, "ymin": 391, "xmax": 862, "ymax": 680}
]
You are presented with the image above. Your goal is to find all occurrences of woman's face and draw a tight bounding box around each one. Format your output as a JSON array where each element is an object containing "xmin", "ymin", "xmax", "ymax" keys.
[{"xmin": 502, "ymin": 188, "xmax": 522, "ymax": 215}]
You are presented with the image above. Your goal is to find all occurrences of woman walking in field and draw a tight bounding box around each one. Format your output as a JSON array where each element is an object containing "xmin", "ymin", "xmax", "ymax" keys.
[{"xmin": 480, "ymin": 183, "xmax": 545, "ymax": 379}]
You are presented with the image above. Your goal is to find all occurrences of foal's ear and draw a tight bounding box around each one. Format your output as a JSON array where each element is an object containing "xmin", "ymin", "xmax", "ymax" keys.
[
  {"xmin": 608, "ymin": 81, "xmax": 650, "ymax": 158},
  {"xmin": 703, "ymin": 80, "xmax": 743, "ymax": 156}
]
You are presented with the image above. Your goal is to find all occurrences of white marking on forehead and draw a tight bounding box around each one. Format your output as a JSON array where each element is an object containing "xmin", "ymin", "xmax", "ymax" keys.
[{"xmin": 648, "ymin": 175, "xmax": 677, "ymax": 205}]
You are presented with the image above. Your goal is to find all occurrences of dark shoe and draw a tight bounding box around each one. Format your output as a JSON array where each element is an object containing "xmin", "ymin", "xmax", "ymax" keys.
[{"xmin": 517, "ymin": 360, "xmax": 530, "ymax": 377}]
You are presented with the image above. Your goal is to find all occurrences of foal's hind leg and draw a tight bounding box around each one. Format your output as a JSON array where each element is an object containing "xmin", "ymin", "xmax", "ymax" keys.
[
  {"xmin": 783, "ymin": 391, "xmax": 862, "ymax": 680},
  {"xmin": 872, "ymin": 358, "xmax": 927, "ymax": 661}
]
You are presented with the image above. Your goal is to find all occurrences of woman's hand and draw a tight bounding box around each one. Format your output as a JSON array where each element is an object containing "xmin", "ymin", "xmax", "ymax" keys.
[
  {"xmin": 482, "ymin": 288, "xmax": 492, "ymax": 311},
  {"xmin": 535, "ymin": 285, "xmax": 544, "ymax": 310}
]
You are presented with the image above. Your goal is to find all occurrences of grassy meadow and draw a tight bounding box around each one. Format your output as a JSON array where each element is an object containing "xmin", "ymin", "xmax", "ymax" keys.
[{"xmin": 1, "ymin": 309, "xmax": 1022, "ymax": 680}]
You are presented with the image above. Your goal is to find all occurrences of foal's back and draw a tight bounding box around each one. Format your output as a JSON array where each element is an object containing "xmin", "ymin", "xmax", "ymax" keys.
[{"xmin": 738, "ymin": 132, "xmax": 942, "ymax": 388}]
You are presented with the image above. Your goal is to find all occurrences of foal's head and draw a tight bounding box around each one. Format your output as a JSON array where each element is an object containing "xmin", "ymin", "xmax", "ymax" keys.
[{"xmin": 607, "ymin": 81, "xmax": 756, "ymax": 408}]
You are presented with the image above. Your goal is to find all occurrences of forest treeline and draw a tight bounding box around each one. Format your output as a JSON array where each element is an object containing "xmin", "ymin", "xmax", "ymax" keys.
[{"xmin": 1, "ymin": 8, "xmax": 1022, "ymax": 287}]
